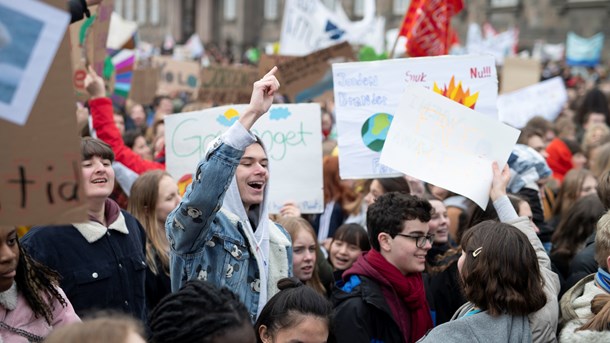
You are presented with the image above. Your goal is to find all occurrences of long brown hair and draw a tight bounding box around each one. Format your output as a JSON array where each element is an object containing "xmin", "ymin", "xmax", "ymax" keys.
[
  {"xmin": 322, "ymin": 156, "xmax": 355, "ymax": 209},
  {"xmin": 128, "ymin": 170, "xmax": 172, "ymax": 275},
  {"xmin": 275, "ymin": 217, "xmax": 326, "ymax": 295},
  {"xmin": 554, "ymin": 169, "xmax": 595, "ymax": 216}
]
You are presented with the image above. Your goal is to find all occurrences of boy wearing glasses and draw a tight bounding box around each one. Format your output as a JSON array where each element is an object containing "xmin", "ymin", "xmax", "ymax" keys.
[{"xmin": 331, "ymin": 192, "xmax": 434, "ymax": 343}]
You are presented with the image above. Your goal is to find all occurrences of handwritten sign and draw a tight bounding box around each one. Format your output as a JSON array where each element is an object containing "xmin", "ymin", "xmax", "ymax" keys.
[
  {"xmin": 0, "ymin": 0, "xmax": 87, "ymax": 225},
  {"xmin": 165, "ymin": 104, "xmax": 323, "ymax": 213},
  {"xmin": 380, "ymin": 86, "xmax": 520, "ymax": 209},
  {"xmin": 276, "ymin": 42, "xmax": 354, "ymax": 103},
  {"xmin": 333, "ymin": 55, "xmax": 498, "ymax": 179},
  {"xmin": 88, "ymin": 1, "xmax": 114, "ymax": 76},
  {"xmin": 258, "ymin": 54, "xmax": 296, "ymax": 79},
  {"xmin": 498, "ymin": 76, "xmax": 567, "ymax": 129},
  {"xmin": 152, "ymin": 56, "xmax": 200, "ymax": 96},
  {"xmin": 199, "ymin": 65, "xmax": 259, "ymax": 105},
  {"xmin": 500, "ymin": 57, "xmax": 541, "ymax": 94}
]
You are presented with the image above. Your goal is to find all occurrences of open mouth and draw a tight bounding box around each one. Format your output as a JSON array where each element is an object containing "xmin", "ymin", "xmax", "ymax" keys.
[
  {"xmin": 248, "ymin": 181, "xmax": 264, "ymax": 190},
  {"xmin": 92, "ymin": 178, "xmax": 107, "ymax": 184}
]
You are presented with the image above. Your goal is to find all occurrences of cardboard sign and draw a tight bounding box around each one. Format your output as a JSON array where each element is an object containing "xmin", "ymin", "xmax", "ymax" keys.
[
  {"xmin": 498, "ymin": 76, "xmax": 567, "ymax": 129},
  {"xmin": 258, "ymin": 54, "xmax": 296, "ymax": 79},
  {"xmin": 276, "ymin": 42, "xmax": 355, "ymax": 103},
  {"xmin": 88, "ymin": 1, "xmax": 114, "ymax": 76},
  {"xmin": 333, "ymin": 55, "xmax": 498, "ymax": 179},
  {"xmin": 199, "ymin": 65, "xmax": 259, "ymax": 105},
  {"xmin": 0, "ymin": 0, "xmax": 87, "ymax": 226},
  {"xmin": 152, "ymin": 56, "xmax": 200, "ymax": 96},
  {"xmin": 165, "ymin": 104, "xmax": 323, "ymax": 214},
  {"xmin": 68, "ymin": 12, "xmax": 89, "ymax": 102},
  {"xmin": 380, "ymin": 86, "xmax": 520, "ymax": 209},
  {"xmin": 128, "ymin": 67, "xmax": 159, "ymax": 105},
  {"xmin": 501, "ymin": 57, "xmax": 541, "ymax": 93},
  {"xmin": 0, "ymin": 0, "xmax": 68, "ymax": 126}
]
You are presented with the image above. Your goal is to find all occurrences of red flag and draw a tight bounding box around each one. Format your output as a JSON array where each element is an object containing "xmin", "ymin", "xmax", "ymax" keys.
[{"xmin": 398, "ymin": 0, "xmax": 464, "ymax": 57}]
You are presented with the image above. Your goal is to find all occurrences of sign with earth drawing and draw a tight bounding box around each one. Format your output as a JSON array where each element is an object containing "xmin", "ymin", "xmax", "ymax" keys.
[
  {"xmin": 165, "ymin": 103, "xmax": 323, "ymax": 214},
  {"xmin": 332, "ymin": 55, "xmax": 498, "ymax": 179}
]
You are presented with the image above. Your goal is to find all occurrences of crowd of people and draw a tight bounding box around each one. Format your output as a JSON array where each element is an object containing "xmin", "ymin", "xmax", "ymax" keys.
[{"xmin": 4, "ymin": 1, "xmax": 610, "ymax": 342}]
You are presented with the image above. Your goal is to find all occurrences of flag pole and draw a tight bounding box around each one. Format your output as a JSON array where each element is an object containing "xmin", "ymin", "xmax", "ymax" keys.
[{"xmin": 389, "ymin": 8, "xmax": 409, "ymax": 59}]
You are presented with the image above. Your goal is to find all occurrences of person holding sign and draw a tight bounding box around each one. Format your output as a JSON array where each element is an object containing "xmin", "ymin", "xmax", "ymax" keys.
[
  {"xmin": 418, "ymin": 163, "xmax": 559, "ymax": 343},
  {"xmin": 166, "ymin": 67, "xmax": 292, "ymax": 321}
]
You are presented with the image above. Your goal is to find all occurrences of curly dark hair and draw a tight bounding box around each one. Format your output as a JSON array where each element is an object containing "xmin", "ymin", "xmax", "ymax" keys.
[
  {"xmin": 16, "ymin": 241, "xmax": 68, "ymax": 325},
  {"xmin": 149, "ymin": 280, "xmax": 252, "ymax": 343},
  {"xmin": 366, "ymin": 192, "xmax": 432, "ymax": 251}
]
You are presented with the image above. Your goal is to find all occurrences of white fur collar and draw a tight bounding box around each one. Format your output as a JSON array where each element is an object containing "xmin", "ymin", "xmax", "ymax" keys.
[
  {"xmin": 0, "ymin": 282, "xmax": 18, "ymax": 311},
  {"xmin": 73, "ymin": 211, "xmax": 128, "ymax": 243}
]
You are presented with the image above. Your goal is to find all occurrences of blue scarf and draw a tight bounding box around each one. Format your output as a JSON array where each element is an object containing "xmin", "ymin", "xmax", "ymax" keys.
[{"xmin": 594, "ymin": 268, "xmax": 610, "ymax": 294}]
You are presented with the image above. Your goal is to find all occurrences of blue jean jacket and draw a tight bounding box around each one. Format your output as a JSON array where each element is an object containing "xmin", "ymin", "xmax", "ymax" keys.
[{"xmin": 166, "ymin": 130, "xmax": 292, "ymax": 320}]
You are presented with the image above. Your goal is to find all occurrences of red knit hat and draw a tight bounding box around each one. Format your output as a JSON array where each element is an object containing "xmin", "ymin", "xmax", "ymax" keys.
[{"xmin": 545, "ymin": 138, "xmax": 573, "ymax": 182}]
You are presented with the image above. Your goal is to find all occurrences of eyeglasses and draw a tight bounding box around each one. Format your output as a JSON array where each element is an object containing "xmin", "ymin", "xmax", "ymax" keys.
[{"xmin": 394, "ymin": 233, "xmax": 435, "ymax": 248}]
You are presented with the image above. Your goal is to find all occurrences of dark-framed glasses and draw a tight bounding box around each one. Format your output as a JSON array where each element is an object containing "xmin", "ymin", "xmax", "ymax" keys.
[{"xmin": 394, "ymin": 233, "xmax": 435, "ymax": 248}]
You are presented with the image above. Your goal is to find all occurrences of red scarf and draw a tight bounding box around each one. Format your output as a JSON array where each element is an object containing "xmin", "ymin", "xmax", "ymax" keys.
[{"xmin": 346, "ymin": 249, "xmax": 433, "ymax": 342}]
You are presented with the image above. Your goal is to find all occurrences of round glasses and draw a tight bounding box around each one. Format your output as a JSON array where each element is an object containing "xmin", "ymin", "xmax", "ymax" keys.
[{"xmin": 394, "ymin": 233, "xmax": 435, "ymax": 248}]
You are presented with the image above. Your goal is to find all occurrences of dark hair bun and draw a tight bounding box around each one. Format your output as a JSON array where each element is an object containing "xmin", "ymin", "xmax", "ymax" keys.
[{"xmin": 277, "ymin": 277, "xmax": 303, "ymax": 291}]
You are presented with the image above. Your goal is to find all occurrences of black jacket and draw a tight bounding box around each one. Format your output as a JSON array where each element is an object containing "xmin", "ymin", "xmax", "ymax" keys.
[{"xmin": 330, "ymin": 275, "xmax": 404, "ymax": 343}]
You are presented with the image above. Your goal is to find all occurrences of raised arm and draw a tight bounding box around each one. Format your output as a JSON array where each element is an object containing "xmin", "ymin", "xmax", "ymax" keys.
[
  {"xmin": 166, "ymin": 67, "xmax": 280, "ymax": 254},
  {"xmin": 85, "ymin": 66, "xmax": 165, "ymax": 174}
]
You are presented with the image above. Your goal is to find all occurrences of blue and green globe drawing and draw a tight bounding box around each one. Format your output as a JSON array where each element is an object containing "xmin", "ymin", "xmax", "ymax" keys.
[{"xmin": 361, "ymin": 113, "xmax": 394, "ymax": 152}]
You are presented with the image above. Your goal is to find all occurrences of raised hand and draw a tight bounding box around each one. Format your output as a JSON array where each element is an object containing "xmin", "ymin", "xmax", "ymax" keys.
[
  {"xmin": 490, "ymin": 161, "xmax": 510, "ymax": 202},
  {"xmin": 84, "ymin": 66, "xmax": 106, "ymax": 99},
  {"xmin": 239, "ymin": 66, "xmax": 280, "ymax": 130}
]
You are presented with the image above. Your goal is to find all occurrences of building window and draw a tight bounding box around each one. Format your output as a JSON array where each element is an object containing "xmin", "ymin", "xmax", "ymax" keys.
[
  {"xmin": 265, "ymin": 0, "xmax": 278, "ymax": 20},
  {"xmin": 150, "ymin": 0, "xmax": 159, "ymax": 25},
  {"xmin": 322, "ymin": 0, "xmax": 336, "ymax": 10},
  {"xmin": 137, "ymin": 0, "xmax": 147, "ymax": 24},
  {"xmin": 115, "ymin": 0, "xmax": 123, "ymax": 17},
  {"xmin": 490, "ymin": 0, "xmax": 519, "ymax": 7},
  {"xmin": 393, "ymin": 0, "xmax": 410, "ymax": 15},
  {"xmin": 124, "ymin": 0, "xmax": 134, "ymax": 21},
  {"xmin": 224, "ymin": 0, "xmax": 237, "ymax": 21},
  {"xmin": 354, "ymin": 0, "xmax": 364, "ymax": 17}
]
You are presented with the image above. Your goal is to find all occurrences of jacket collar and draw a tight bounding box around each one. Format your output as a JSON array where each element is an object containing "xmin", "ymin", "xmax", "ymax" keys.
[{"xmin": 73, "ymin": 211, "xmax": 128, "ymax": 243}]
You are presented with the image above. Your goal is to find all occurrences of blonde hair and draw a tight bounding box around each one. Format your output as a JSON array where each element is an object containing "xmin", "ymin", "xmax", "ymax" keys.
[
  {"xmin": 275, "ymin": 217, "xmax": 326, "ymax": 295},
  {"xmin": 128, "ymin": 171, "xmax": 173, "ymax": 275},
  {"xmin": 595, "ymin": 210, "xmax": 610, "ymax": 268}
]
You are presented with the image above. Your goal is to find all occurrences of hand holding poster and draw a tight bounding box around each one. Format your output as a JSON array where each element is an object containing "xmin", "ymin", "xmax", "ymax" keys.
[
  {"xmin": 498, "ymin": 76, "xmax": 567, "ymax": 129},
  {"xmin": 380, "ymin": 86, "xmax": 520, "ymax": 209},
  {"xmin": 165, "ymin": 104, "xmax": 323, "ymax": 213},
  {"xmin": 333, "ymin": 55, "xmax": 498, "ymax": 179}
]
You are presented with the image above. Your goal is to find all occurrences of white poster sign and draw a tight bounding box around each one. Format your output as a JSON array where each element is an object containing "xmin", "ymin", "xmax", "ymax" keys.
[
  {"xmin": 333, "ymin": 55, "xmax": 498, "ymax": 179},
  {"xmin": 0, "ymin": 0, "xmax": 69, "ymax": 126},
  {"xmin": 380, "ymin": 86, "xmax": 520, "ymax": 209},
  {"xmin": 279, "ymin": 0, "xmax": 382, "ymax": 56},
  {"xmin": 165, "ymin": 104, "xmax": 323, "ymax": 214},
  {"xmin": 498, "ymin": 76, "xmax": 567, "ymax": 129}
]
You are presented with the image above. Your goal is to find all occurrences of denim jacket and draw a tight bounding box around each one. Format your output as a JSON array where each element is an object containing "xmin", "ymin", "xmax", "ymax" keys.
[{"xmin": 166, "ymin": 122, "xmax": 292, "ymax": 320}]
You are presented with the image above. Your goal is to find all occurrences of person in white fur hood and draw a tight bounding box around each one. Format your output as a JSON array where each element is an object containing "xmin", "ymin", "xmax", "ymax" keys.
[{"xmin": 559, "ymin": 210, "xmax": 610, "ymax": 342}]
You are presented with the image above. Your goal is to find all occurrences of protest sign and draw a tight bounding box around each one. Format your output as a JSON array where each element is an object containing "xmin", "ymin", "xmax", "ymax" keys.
[
  {"xmin": 498, "ymin": 76, "xmax": 567, "ymax": 129},
  {"xmin": 0, "ymin": 0, "xmax": 87, "ymax": 225},
  {"xmin": 68, "ymin": 12, "xmax": 90, "ymax": 102},
  {"xmin": 165, "ymin": 104, "xmax": 323, "ymax": 214},
  {"xmin": 333, "ymin": 55, "xmax": 498, "ymax": 179},
  {"xmin": 500, "ymin": 57, "xmax": 541, "ymax": 93},
  {"xmin": 152, "ymin": 56, "xmax": 201, "ymax": 96},
  {"xmin": 107, "ymin": 11, "xmax": 137, "ymax": 50},
  {"xmin": 566, "ymin": 32, "xmax": 604, "ymax": 67},
  {"xmin": 279, "ymin": 0, "xmax": 382, "ymax": 56},
  {"xmin": 258, "ymin": 54, "xmax": 296, "ymax": 79},
  {"xmin": 276, "ymin": 42, "xmax": 355, "ymax": 103},
  {"xmin": 466, "ymin": 23, "xmax": 518, "ymax": 65},
  {"xmin": 129, "ymin": 67, "xmax": 159, "ymax": 105},
  {"xmin": 380, "ymin": 86, "xmax": 520, "ymax": 209},
  {"xmin": 199, "ymin": 65, "xmax": 259, "ymax": 105},
  {"xmin": 88, "ymin": 1, "xmax": 114, "ymax": 76},
  {"xmin": 0, "ymin": 1, "xmax": 69, "ymax": 126}
]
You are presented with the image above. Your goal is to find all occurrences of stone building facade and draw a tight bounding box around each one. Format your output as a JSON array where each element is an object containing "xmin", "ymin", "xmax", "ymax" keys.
[{"xmin": 125, "ymin": 0, "xmax": 610, "ymax": 61}]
